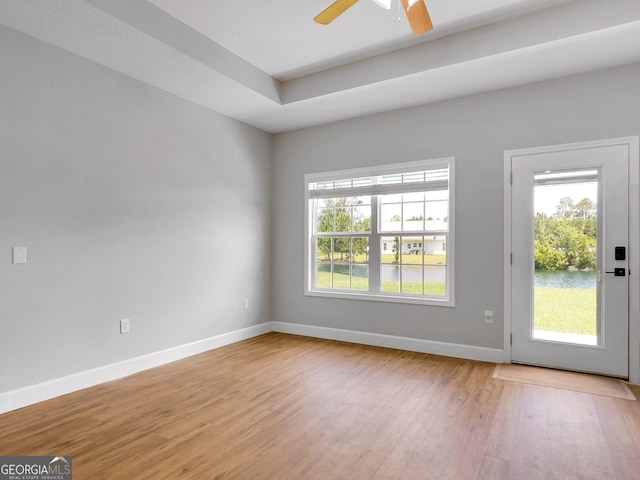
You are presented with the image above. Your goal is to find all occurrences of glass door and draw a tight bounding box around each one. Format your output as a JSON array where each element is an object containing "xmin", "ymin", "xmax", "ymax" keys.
[
  {"xmin": 532, "ymin": 169, "xmax": 599, "ymax": 346},
  {"xmin": 510, "ymin": 143, "xmax": 629, "ymax": 377}
]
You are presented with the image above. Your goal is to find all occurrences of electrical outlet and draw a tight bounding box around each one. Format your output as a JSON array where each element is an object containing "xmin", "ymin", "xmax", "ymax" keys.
[
  {"xmin": 120, "ymin": 318, "xmax": 130, "ymax": 334},
  {"xmin": 483, "ymin": 310, "xmax": 494, "ymax": 324},
  {"xmin": 243, "ymin": 298, "xmax": 249, "ymax": 309}
]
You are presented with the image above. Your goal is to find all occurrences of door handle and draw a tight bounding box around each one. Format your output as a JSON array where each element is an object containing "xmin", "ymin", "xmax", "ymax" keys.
[{"xmin": 605, "ymin": 268, "xmax": 626, "ymax": 277}]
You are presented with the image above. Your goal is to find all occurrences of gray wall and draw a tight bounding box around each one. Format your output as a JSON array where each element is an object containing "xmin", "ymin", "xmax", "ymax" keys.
[
  {"xmin": 272, "ymin": 63, "xmax": 640, "ymax": 350},
  {"xmin": 0, "ymin": 25, "xmax": 272, "ymax": 392},
  {"xmin": 2, "ymin": 17, "xmax": 639, "ymax": 395}
]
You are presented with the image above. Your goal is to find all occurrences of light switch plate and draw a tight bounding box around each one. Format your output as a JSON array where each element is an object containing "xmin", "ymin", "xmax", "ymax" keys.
[
  {"xmin": 13, "ymin": 247, "xmax": 27, "ymax": 264},
  {"xmin": 120, "ymin": 318, "xmax": 130, "ymax": 334}
]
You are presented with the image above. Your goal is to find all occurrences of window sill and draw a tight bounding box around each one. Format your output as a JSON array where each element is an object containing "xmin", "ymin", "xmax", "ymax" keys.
[{"xmin": 305, "ymin": 289, "xmax": 454, "ymax": 307}]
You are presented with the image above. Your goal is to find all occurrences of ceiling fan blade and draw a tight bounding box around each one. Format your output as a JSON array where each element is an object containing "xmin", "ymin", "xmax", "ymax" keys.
[
  {"xmin": 401, "ymin": 0, "xmax": 433, "ymax": 35},
  {"xmin": 314, "ymin": 0, "xmax": 360, "ymax": 25}
]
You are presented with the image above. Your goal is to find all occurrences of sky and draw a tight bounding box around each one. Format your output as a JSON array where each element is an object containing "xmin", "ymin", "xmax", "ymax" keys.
[{"xmin": 534, "ymin": 181, "xmax": 598, "ymax": 216}]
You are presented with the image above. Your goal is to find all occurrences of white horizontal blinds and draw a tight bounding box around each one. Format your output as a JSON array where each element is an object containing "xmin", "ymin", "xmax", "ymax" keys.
[
  {"xmin": 308, "ymin": 167, "xmax": 449, "ymax": 199},
  {"xmin": 534, "ymin": 169, "xmax": 598, "ymax": 186}
]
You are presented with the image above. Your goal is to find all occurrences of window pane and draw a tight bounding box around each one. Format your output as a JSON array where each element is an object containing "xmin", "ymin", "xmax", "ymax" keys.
[
  {"xmin": 400, "ymin": 236, "xmax": 425, "ymax": 294},
  {"xmin": 316, "ymin": 237, "xmax": 370, "ymax": 291},
  {"xmin": 316, "ymin": 263, "xmax": 332, "ymax": 288},
  {"xmin": 351, "ymin": 264, "xmax": 369, "ymax": 291},
  {"xmin": 354, "ymin": 195, "xmax": 371, "ymax": 205},
  {"xmin": 333, "ymin": 262, "xmax": 351, "ymax": 290},
  {"xmin": 533, "ymin": 171, "xmax": 598, "ymax": 345},
  {"xmin": 317, "ymin": 208, "xmax": 334, "ymax": 232},
  {"xmin": 403, "ymin": 192, "xmax": 424, "ymax": 202},
  {"xmin": 315, "ymin": 237, "xmax": 333, "ymax": 288},
  {"xmin": 425, "ymin": 200, "xmax": 448, "ymax": 223},
  {"xmin": 333, "ymin": 237, "xmax": 351, "ymax": 262},
  {"xmin": 425, "ymin": 190, "xmax": 448, "ymax": 202},
  {"xmin": 401, "ymin": 265, "xmax": 423, "ymax": 294},
  {"xmin": 381, "ymin": 236, "xmax": 399, "ymax": 264},
  {"xmin": 316, "ymin": 238, "xmax": 332, "ymax": 262},
  {"xmin": 381, "ymin": 236, "xmax": 400, "ymax": 292},
  {"xmin": 334, "ymin": 209, "xmax": 352, "ymax": 232},
  {"xmin": 381, "ymin": 194, "xmax": 402, "ymax": 204},
  {"xmin": 424, "ymin": 236, "xmax": 447, "ymax": 296},
  {"xmin": 382, "ymin": 265, "xmax": 400, "ymax": 292},
  {"xmin": 403, "ymin": 203, "xmax": 425, "ymax": 231},
  {"xmin": 380, "ymin": 204, "xmax": 402, "ymax": 232},
  {"xmin": 425, "ymin": 266, "xmax": 447, "ymax": 296},
  {"xmin": 352, "ymin": 237, "xmax": 369, "ymax": 264},
  {"xmin": 331, "ymin": 237, "xmax": 351, "ymax": 289},
  {"xmin": 352, "ymin": 237, "xmax": 369, "ymax": 291},
  {"xmin": 353, "ymin": 205, "xmax": 371, "ymax": 232}
]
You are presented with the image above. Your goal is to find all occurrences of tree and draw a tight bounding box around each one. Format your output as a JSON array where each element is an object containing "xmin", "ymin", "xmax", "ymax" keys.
[
  {"xmin": 534, "ymin": 240, "xmax": 568, "ymax": 270},
  {"xmin": 574, "ymin": 197, "xmax": 596, "ymax": 220},
  {"xmin": 316, "ymin": 199, "xmax": 345, "ymax": 260},
  {"xmin": 393, "ymin": 236, "xmax": 400, "ymax": 264},
  {"xmin": 534, "ymin": 197, "xmax": 597, "ymax": 271},
  {"xmin": 574, "ymin": 237, "xmax": 597, "ymax": 271},
  {"xmin": 352, "ymin": 216, "xmax": 371, "ymax": 262},
  {"xmin": 317, "ymin": 237, "xmax": 332, "ymax": 261},
  {"xmin": 353, "ymin": 211, "xmax": 371, "ymax": 233},
  {"xmin": 317, "ymin": 197, "xmax": 371, "ymax": 262},
  {"xmin": 352, "ymin": 236, "xmax": 369, "ymax": 262},
  {"xmin": 555, "ymin": 197, "xmax": 575, "ymax": 218}
]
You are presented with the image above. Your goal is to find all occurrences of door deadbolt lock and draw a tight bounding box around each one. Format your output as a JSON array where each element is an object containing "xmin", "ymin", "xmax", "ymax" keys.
[{"xmin": 605, "ymin": 268, "xmax": 626, "ymax": 277}]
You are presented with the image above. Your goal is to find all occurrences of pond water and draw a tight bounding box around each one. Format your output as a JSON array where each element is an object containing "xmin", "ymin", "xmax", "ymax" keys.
[
  {"xmin": 319, "ymin": 265, "xmax": 594, "ymax": 288},
  {"xmin": 382, "ymin": 265, "xmax": 445, "ymax": 282},
  {"xmin": 318, "ymin": 263, "xmax": 445, "ymax": 282},
  {"xmin": 534, "ymin": 269, "xmax": 596, "ymax": 289}
]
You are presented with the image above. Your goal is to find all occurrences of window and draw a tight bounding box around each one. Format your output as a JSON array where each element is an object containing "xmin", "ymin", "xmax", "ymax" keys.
[{"xmin": 305, "ymin": 158, "xmax": 454, "ymax": 306}]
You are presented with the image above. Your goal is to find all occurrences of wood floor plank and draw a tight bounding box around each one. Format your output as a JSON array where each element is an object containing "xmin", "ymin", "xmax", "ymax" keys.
[{"xmin": 1, "ymin": 332, "xmax": 639, "ymax": 479}]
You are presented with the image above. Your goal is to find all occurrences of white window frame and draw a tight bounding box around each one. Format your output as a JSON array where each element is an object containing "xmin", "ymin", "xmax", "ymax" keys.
[{"xmin": 304, "ymin": 157, "xmax": 455, "ymax": 307}]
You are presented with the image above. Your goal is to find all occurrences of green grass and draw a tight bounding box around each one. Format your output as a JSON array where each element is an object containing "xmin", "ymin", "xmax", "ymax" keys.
[
  {"xmin": 534, "ymin": 287, "xmax": 596, "ymax": 336},
  {"xmin": 316, "ymin": 275, "xmax": 594, "ymax": 329},
  {"xmin": 315, "ymin": 271, "xmax": 445, "ymax": 296},
  {"xmin": 382, "ymin": 254, "xmax": 446, "ymax": 266}
]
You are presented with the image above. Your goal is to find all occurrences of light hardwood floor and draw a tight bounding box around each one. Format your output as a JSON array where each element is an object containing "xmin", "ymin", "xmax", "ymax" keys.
[{"xmin": 1, "ymin": 332, "xmax": 639, "ymax": 479}]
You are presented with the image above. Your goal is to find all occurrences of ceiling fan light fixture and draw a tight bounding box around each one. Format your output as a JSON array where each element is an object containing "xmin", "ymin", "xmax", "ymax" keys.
[
  {"xmin": 314, "ymin": 0, "xmax": 433, "ymax": 35},
  {"xmin": 372, "ymin": 0, "xmax": 393, "ymax": 9},
  {"xmin": 314, "ymin": 0, "xmax": 360, "ymax": 25},
  {"xmin": 401, "ymin": 0, "xmax": 433, "ymax": 35}
]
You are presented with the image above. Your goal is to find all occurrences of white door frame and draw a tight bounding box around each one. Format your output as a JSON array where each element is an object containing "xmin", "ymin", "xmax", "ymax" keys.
[{"xmin": 504, "ymin": 136, "xmax": 640, "ymax": 384}]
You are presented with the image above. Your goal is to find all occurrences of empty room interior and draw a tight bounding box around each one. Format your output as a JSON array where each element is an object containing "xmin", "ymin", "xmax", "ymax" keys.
[{"xmin": 1, "ymin": 0, "xmax": 640, "ymax": 478}]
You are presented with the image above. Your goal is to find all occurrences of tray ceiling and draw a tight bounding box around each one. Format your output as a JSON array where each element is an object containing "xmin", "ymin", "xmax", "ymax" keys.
[{"xmin": 1, "ymin": 0, "xmax": 639, "ymax": 133}]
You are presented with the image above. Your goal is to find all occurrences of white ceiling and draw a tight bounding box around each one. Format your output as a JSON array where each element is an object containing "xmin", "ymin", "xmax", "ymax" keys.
[{"xmin": 1, "ymin": 0, "xmax": 640, "ymax": 133}]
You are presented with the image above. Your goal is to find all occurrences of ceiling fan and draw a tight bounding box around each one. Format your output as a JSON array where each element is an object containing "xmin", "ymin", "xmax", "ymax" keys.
[{"xmin": 314, "ymin": 0, "xmax": 433, "ymax": 36}]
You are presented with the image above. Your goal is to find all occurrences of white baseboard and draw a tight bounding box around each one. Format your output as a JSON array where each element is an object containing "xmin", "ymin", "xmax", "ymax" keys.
[
  {"xmin": 271, "ymin": 322, "xmax": 504, "ymax": 363},
  {"xmin": 0, "ymin": 322, "xmax": 272, "ymax": 415},
  {"xmin": 0, "ymin": 321, "xmax": 505, "ymax": 415}
]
